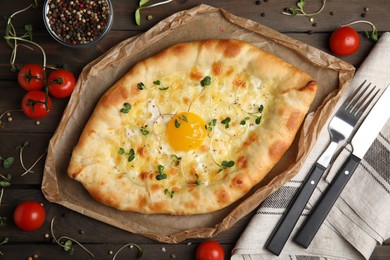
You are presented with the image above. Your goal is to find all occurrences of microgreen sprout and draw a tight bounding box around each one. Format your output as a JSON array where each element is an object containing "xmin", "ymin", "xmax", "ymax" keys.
[
  {"xmin": 5, "ymin": 1, "xmax": 50, "ymax": 110},
  {"xmin": 205, "ymin": 119, "xmax": 217, "ymax": 131},
  {"xmin": 341, "ymin": 20, "xmax": 379, "ymax": 42},
  {"xmin": 118, "ymin": 148, "xmax": 135, "ymax": 162},
  {"xmin": 120, "ymin": 103, "xmax": 132, "ymax": 113},
  {"xmin": 0, "ymin": 183, "xmax": 11, "ymax": 228},
  {"xmin": 50, "ymin": 217, "xmax": 95, "ymax": 257},
  {"xmin": 244, "ymin": 104, "xmax": 264, "ymax": 125},
  {"xmin": 174, "ymin": 114, "xmax": 188, "ymax": 128},
  {"xmin": 221, "ymin": 117, "xmax": 231, "ymax": 129},
  {"xmin": 0, "ymin": 174, "xmax": 11, "ymax": 188},
  {"xmin": 20, "ymin": 151, "xmax": 47, "ymax": 177},
  {"xmin": 140, "ymin": 126, "xmax": 149, "ymax": 136},
  {"xmin": 0, "ymin": 172, "xmax": 12, "ymax": 229},
  {"xmin": 135, "ymin": 0, "xmax": 173, "ymax": 26},
  {"xmin": 156, "ymin": 165, "xmax": 167, "ymax": 180},
  {"xmin": 0, "ymin": 237, "xmax": 9, "ymax": 256},
  {"xmin": 153, "ymin": 80, "xmax": 169, "ymax": 90},
  {"xmin": 16, "ymin": 141, "xmax": 33, "ymax": 174},
  {"xmin": 195, "ymin": 173, "xmax": 201, "ymax": 186},
  {"xmin": 240, "ymin": 117, "xmax": 250, "ymax": 125},
  {"xmin": 112, "ymin": 243, "xmax": 143, "ymax": 259},
  {"xmin": 282, "ymin": 0, "xmax": 327, "ymax": 17},
  {"xmin": 0, "ymin": 157, "xmax": 14, "ymax": 169},
  {"xmin": 171, "ymin": 154, "xmax": 182, "ymax": 166},
  {"xmin": 137, "ymin": 82, "xmax": 145, "ymax": 90},
  {"xmin": 218, "ymin": 160, "xmax": 235, "ymax": 173},
  {"xmin": 164, "ymin": 188, "xmax": 175, "ymax": 198},
  {"xmin": 200, "ymin": 76, "xmax": 212, "ymax": 87}
]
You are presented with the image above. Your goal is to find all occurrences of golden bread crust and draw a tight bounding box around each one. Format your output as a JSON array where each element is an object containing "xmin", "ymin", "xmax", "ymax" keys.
[{"xmin": 68, "ymin": 39, "xmax": 317, "ymax": 215}]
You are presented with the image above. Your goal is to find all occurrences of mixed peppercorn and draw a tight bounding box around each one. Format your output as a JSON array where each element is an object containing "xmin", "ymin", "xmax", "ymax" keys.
[{"xmin": 46, "ymin": 0, "xmax": 111, "ymax": 45}]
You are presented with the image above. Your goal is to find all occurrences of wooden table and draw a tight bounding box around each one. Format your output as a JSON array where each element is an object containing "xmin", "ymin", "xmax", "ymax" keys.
[{"xmin": 1, "ymin": 0, "xmax": 389, "ymax": 259}]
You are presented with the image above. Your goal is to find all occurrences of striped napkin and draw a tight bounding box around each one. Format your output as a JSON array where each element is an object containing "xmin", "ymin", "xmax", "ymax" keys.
[{"xmin": 232, "ymin": 32, "xmax": 390, "ymax": 260}]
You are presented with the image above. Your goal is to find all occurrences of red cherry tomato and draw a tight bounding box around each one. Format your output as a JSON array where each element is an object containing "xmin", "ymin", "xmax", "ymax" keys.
[
  {"xmin": 329, "ymin": 26, "xmax": 360, "ymax": 56},
  {"xmin": 21, "ymin": 90, "xmax": 52, "ymax": 119},
  {"xmin": 196, "ymin": 240, "xmax": 225, "ymax": 260},
  {"xmin": 13, "ymin": 201, "xmax": 46, "ymax": 231},
  {"xmin": 17, "ymin": 64, "xmax": 45, "ymax": 91},
  {"xmin": 47, "ymin": 69, "xmax": 76, "ymax": 98}
]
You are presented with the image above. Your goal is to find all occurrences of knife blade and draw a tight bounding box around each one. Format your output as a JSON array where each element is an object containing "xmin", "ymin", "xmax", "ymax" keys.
[{"xmin": 294, "ymin": 84, "xmax": 390, "ymax": 249}]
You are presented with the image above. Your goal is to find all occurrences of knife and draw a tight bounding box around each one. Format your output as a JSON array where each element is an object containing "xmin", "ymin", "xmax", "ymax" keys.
[{"xmin": 294, "ymin": 84, "xmax": 390, "ymax": 249}]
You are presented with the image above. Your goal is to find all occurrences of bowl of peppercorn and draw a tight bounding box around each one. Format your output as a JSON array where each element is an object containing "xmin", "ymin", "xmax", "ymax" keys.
[{"xmin": 43, "ymin": 0, "xmax": 113, "ymax": 48}]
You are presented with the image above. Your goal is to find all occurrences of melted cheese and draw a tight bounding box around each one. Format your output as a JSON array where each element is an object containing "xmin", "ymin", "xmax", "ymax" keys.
[{"xmin": 113, "ymin": 70, "xmax": 270, "ymax": 192}]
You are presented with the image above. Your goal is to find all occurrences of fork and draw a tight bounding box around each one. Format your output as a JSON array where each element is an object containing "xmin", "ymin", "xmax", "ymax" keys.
[{"xmin": 265, "ymin": 80, "xmax": 378, "ymax": 256}]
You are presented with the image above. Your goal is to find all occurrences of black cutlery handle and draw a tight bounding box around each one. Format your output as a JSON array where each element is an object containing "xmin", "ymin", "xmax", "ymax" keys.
[
  {"xmin": 294, "ymin": 154, "xmax": 360, "ymax": 248},
  {"xmin": 265, "ymin": 163, "xmax": 326, "ymax": 256}
]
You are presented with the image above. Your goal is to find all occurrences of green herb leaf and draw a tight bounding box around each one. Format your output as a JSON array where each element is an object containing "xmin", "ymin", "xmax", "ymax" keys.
[
  {"xmin": 222, "ymin": 160, "xmax": 235, "ymax": 168},
  {"xmin": 164, "ymin": 188, "xmax": 174, "ymax": 198},
  {"xmin": 159, "ymin": 87, "xmax": 169, "ymax": 90},
  {"xmin": 181, "ymin": 115, "xmax": 188, "ymax": 122},
  {"xmin": 63, "ymin": 240, "xmax": 74, "ymax": 255},
  {"xmin": 221, "ymin": 117, "xmax": 231, "ymax": 129},
  {"xmin": 137, "ymin": 82, "xmax": 145, "ymax": 90},
  {"xmin": 153, "ymin": 80, "xmax": 161, "ymax": 85},
  {"xmin": 296, "ymin": 0, "xmax": 305, "ymax": 9},
  {"xmin": 288, "ymin": 7, "xmax": 298, "ymax": 15},
  {"xmin": 200, "ymin": 76, "xmax": 211, "ymax": 87},
  {"xmin": 218, "ymin": 160, "xmax": 235, "ymax": 172},
  {"xmin": 140, "ymin": 127, "xmax": 149, "ymax": 135},
  {"xmin": 205, "ymin": 119, "xmax": 217, "ymax": 131},
  {"xmin": 171, "ymin": 154, "xmax": 182, "ymax": 166},
  {"xmin": 135, "ymin": 8, "xmax": 141, "ymax": 26},
  {"xmin": 120, "ymin": 103, "xmax": 132, "ymax": 113},
  {"xmin": 255, "ymin": 116, "xmax": 262, "ymax": 125},
  {"xmin": 0, "ymin": 181, "xmax": 11, "ymax": 188},
  {"xmin": 128, "ymin": 149, "xmax": 135, "ymax": 162},
  {"xmin": 156, "ymin": 165, "xmax": 167, "ymax": 180},
  {"xmin": 2, "ymin": 157, "xmax": 14, "ymax": 169},
  {"xmin": 174, "ymin": 119, "xmax": 180, "ymax": 128},
  {"xmin": 118, "ymin": 148, "xmax": 125, "ymax": 154},
  {"xmin": 258, "ymin": 104, "xmax": 264, "ymax": 113},
  {"xmin": 139, "ymin": 0, "xmax": 150, "ymax": 7},
  {"xmin": 240, "ymin": 117, "xmax": 250, "ymax": 125}
]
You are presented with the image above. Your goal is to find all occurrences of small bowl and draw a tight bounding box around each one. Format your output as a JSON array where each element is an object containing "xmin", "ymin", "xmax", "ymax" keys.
[{"xmin": 43, "ymin": 0, "xmax": 113, "ymax": 48}]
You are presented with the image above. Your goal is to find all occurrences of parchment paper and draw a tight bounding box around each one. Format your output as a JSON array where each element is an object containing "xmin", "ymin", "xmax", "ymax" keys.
[{"xmin": 42, "ymin": 5, "xmax": 355, "ymax": 243}]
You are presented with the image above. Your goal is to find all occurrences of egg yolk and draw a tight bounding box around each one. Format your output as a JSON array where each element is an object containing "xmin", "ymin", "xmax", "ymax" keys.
[{"xmin": 166, "ymin": 112, "xmax": 207, "ymax": 151}]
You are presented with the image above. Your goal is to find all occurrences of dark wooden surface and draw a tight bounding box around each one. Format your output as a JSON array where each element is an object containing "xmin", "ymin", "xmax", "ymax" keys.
[{"xmin": 1, "ymin": 0, "xmax": 389, "ymax": 259}]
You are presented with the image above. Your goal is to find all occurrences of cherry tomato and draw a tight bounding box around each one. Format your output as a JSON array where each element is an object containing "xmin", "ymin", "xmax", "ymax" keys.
[
  {"xmin": 21, "ymin": 90, "xmax": 52, "ymax": 119},
  {"xmin": 329, "ymin": 26, "xmax": 360, "ymax": 56},
  {"xmin": 17, "ymin": 64, "xmax": 45, "ymax": 91},
  {"xmin": 13, "ymin": 201, "xmax": 46, "ymax": 231},
  {"xmin": 47, "ymin": 69, "xmax": 76, "ymax": 98},
  {"xmin": 196, "ymin": 240, "xmax": 225, "ymax": 260}
]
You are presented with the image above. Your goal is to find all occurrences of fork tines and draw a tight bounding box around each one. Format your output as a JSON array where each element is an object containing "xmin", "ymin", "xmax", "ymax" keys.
[{"xmin": 345, "ymin": 79, "xmax": 380, "ymax": 116}]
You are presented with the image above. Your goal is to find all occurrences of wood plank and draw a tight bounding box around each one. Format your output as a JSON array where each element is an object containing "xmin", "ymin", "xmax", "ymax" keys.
[
  {"xmin": 0, "ymin": 189, "xmax": 254, "ymax": 244},
  {"xmin": 1, "ymin": 0, "xmax": 389, "ymax": 32},
  {"xmin": 0, "ymin": 31, "xmax": 376, "ymax": 81},
  {"xmin": 0, "ymin": 133, "xmax": 52, "ymax": 185}
]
